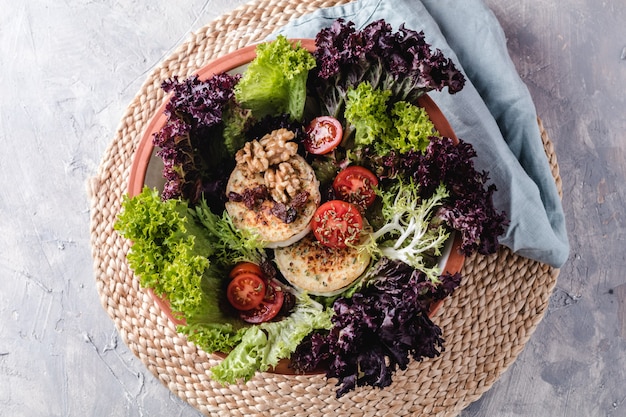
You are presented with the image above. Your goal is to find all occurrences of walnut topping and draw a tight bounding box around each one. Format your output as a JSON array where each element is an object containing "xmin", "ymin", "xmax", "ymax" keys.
[
  {"xmin": 228, "ymin": 128, "xmax": 318, "ymax": 223},
  {"xmin": 235, "ymin": 128, "xmax": 298, "ymax": 173},
  {"xmin": 236, "ymin": 140, "xmax": 269, "ymax": 172},
  {"xmin": 233, "ymin": 128, "xmax": 304, "ymax": 206},
  {"xmin": 264, "ymin": 162, "xmax": 302, "ymax": 203}
]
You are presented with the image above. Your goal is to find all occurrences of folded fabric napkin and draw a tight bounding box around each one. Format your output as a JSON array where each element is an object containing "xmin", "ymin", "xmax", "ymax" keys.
[{"xmin": 271, "ymin": 0, "xmax": 569, "ymax": 268}]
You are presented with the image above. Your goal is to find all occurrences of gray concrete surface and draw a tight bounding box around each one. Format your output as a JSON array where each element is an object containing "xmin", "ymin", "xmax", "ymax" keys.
[{"xmin": 1, "ymin": 0, "xmax": 624, "ymax": 416}]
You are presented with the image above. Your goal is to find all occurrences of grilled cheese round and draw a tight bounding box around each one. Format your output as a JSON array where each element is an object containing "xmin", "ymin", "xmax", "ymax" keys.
[
  {"xmin": 225, "ymin": 154, "xmax": 320, "ymax": 248},
  {"xmin": 274, "ymin": 233, "xmax": 371, "ymax": 295}
]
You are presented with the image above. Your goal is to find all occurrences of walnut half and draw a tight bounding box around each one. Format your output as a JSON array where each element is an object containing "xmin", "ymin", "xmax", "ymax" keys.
[
  {"xmin": 264, "ymin": 161, "xmax": 302, "ymax": 203},
  {"xmin": 235, "ymin": 128, "xmax": 298, "ymax": 173}
]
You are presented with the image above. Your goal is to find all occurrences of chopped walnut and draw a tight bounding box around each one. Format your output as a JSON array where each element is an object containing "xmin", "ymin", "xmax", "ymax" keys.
[
  {"xmin": 264, "ymin": 162, "xmax": 302, "ymax": 203},
  {"xmin": 235, "ymin": 128, "xmax": 298, "ymax": 173},
  {"xmin": 235, "ymin": 140, "xmax": 268, "ymax": 172},
  {"xmin": 232, "ymin": 128, "xmax": 308, "ymax": 213}
]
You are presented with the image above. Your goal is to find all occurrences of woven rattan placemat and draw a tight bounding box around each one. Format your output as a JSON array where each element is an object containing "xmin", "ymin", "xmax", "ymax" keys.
[{"xmin": 88, "ymin": 0, "xmax": 561, "ymax": 415}]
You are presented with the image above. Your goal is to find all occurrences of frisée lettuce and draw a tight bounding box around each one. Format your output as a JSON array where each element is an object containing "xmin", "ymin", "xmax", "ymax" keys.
[{"xmin": 364, "ymin": 179, "xmax": 450, "ymax": 283}]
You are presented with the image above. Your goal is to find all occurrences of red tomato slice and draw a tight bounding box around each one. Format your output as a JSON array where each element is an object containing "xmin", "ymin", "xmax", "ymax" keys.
[
  {"xmin": 226, "ymin": 273, "xmax": 266, "ymax": 311},
  {"xmin": 239, "ymin": 280, "xmax": 285, "ymax": 323},
  {"xmin": 311, "ymin": 200, "xmax": 364, "ymax": 248},
  {"xmin": 304, "ymin": 116, "xmax": 343, "ymax": 154},
  {"xmin": 228, "ymin": 262, "xmax": 263, "ymax": 280},
  {"xmin": 332, "ymin": 166, "xmax": 379, "ymax": 208}
]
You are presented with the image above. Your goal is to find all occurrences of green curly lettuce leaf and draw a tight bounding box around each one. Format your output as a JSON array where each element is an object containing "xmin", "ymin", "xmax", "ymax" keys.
[
  {"xmin": 114, "ymin": 187, "xmax": 212, "ymax": 312},
  {"xmin": 390, "ymin": 101, "xmax": 434, "ymax": 154},
  {"xmin": 114, "ymin": 187, "xmax": 265, "ymax": 353},
  {"xmin": 344, "ymin": 81, "xmax": 393, "ymax": 148},
  {"xmin": 344, "ymin": 82, "xmax": 437, "ymax": 155}
]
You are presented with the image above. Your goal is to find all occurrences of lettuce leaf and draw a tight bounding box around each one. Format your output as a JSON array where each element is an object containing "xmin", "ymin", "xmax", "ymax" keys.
[
  {"xmin": 179, "ymin": 263, "xmax": 247, "ymax": 354},
  {"xmin": 114, "ymin": 187, "xmax": 265, "ymax": 353},
  {"xmin": 153, "ymin": 73, "xmax": 242, "ymax": 205},
  {"xmin": 192, "ymin": 198, "xmax": 265, "ymax": 266},
  {"xmin": 368, "ymin": 180, "xmax": 450, "ymax": 283},
  {"xmin": 311, "ymin": 19, "xmax": 465, "ymax": 119},
  {"xmin": 234, "ymin": 35, "xmax": 316, "ymax": 121},
  {"xmin": 344, "ymin": 82, "xmax": 437, "ymax": 155},
  {"xmin": 114, "ymin": 187, "xmax": 213, "ymax": 312},
  {"xmin": 390, "ymin": 101, "xmax": 434, "ymax": 154},
  {"xmin": 222, "ymin": 102, "xmax": 255, "ymax": 156},
  {"xmin": 210, "ymin": 294, "xmax": 333, "ymax": 383},
  {"xmin": 291, "ymin": 258, "xmax": 461, "ymax": 397},
  {"xmin": 344, "ymin": 82, "xmax": 393, "ymax": 148}
]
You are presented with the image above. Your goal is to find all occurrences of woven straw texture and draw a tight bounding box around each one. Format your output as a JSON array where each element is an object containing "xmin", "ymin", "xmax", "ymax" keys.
[{"xmin": 88, "ymin": 0, "xmax": 562, "ymax": 415}]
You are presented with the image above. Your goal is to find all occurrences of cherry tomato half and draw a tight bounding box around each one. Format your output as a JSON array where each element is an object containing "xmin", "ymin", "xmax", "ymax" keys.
[
  {"xmin": 311, "ymin": 200, "xmax": 364, "ymax": 248},
  {"xmin": 228, "ymin": 262, "xmax": 263, "ymax": 280},
  {"xmin": 304, "ymin": 116, "xmax": 343, "ymax": 155},
  {"xmin": 226, "ymin": 273, "xmax": 266, "ymax": 311},
  {"xmin": 239, "ymin": 280, "xmax": 285, "ymax": 324},
  {"xmin": 332, "ymin": 166, "xmax": 379, "ymax": 209}
]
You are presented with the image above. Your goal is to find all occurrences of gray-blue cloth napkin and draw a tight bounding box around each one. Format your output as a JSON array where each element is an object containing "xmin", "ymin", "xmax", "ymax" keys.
[{"xmin": 270, "ymin": 0, "xmax": 569, "ymax": 268}]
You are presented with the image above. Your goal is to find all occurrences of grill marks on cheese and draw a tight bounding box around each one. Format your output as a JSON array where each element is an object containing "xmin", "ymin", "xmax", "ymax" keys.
[{"xmin": 274, "ymin": 233, "xmax": 370, "ymax": 295}]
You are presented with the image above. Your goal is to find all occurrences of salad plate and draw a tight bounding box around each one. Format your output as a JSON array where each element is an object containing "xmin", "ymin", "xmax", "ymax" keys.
[
  {"xmin": 128, "ymin": 38, "xmax": 465, "ymax": 340},
  {"xmin": 116, "ymin": 21, "xmax": 508, "ymax": 396}
]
